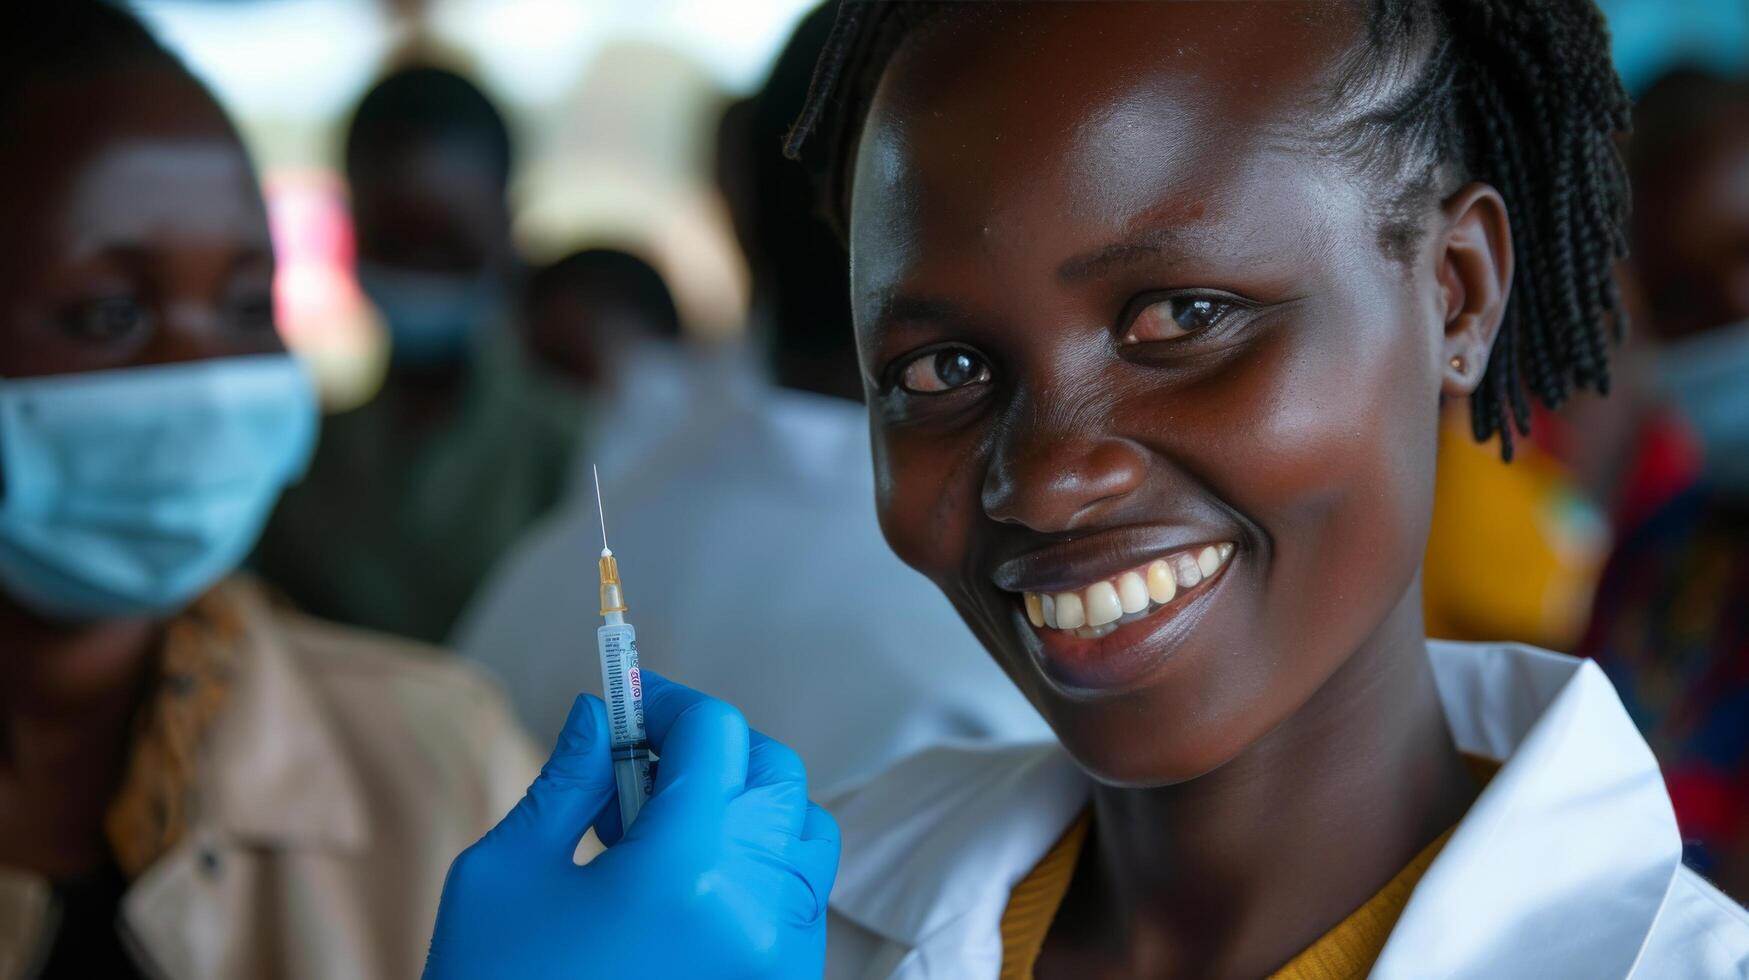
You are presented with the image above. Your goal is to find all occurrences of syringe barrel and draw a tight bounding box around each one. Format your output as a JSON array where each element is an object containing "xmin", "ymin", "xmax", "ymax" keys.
[
  {"xmin": 613, "ymin": 754, "xmax": 649, "ymax": 831},
  {"xmin": 597, "ymin": 621, "xmax": 653, "ymax": 827}
]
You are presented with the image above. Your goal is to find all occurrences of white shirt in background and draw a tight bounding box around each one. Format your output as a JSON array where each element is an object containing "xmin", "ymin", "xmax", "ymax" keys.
[{"xmin": 454, "ymin": 364, "xmax": 1047, "ymax": 794}]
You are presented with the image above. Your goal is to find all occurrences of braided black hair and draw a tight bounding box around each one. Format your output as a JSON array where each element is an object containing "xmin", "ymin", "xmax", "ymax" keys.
[{"xmin": 785, "ymin": 0, "xmax": 1632, "ymax": 460}]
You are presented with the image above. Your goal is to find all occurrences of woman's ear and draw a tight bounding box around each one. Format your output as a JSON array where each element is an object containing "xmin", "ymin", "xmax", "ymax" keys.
[{"xmin": 1434, "ymin": 182, "xmax": 1512, "ymax": 397}]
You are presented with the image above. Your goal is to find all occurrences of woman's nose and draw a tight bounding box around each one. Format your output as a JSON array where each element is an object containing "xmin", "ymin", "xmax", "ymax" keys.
[
  {"xmin": 138, "ymin": 302, "xmax": 240, "ymax": 367},
  {"xmin": 981, "ymin": 424, "xmax": 1148, "ymax": 533}
]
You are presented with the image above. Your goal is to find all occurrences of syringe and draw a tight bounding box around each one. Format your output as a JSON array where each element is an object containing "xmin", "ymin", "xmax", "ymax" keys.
[{"xmin": 592, "ymin": 465, "xmax": 655, "ymax": 830}]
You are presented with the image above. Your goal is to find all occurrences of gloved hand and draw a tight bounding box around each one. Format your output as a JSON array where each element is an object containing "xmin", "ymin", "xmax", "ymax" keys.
[{"xmin": 424, "ymin": 672, "xmax": 841, "ymax": 979}]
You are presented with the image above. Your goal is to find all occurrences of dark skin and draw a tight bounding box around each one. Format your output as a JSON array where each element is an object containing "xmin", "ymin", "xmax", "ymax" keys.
[
  {"xmin": 1631, "ymin": 104, "xmax": 1749, "ymax": 343},
  {"xmin": 849, "ymin": 4, "xmax": 1510, "ymax": 976},
  {"xmin": 0, "ymin": 65, "xmax": 279, "ymax": 880},
  {"xmin": 522, "ymin": 286, "xmax": 664, "ymax": 389},
  {"xmin": 350, "ymin": 135, "xmax": 513, "ymax": 422},
  {"xmin": 522, "ymin": 284, "xmax": 610, "ymax": 386},
  {"xmin": 1564, "ymin": 99, "xmax": 1749, "ymax": 522}
]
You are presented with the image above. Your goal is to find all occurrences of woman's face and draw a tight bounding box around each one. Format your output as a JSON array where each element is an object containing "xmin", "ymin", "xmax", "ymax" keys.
[
  {"xmin": 851, "ymin": 2, "xmax": 1481, "ymax": 785},
  {"xmin": 0, "ymin": 65, "xmax": 280, "ymax": 379}
]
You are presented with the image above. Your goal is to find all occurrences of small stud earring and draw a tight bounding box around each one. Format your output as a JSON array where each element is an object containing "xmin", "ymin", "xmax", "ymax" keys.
[{"xmin": 1449, "ymin": 355, "xmax": 1467, "ymax": 374}]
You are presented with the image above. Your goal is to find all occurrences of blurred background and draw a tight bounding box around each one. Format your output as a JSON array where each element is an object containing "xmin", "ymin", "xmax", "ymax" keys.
[
  {"xmin": 125, "ymin": 0, "xmax": 1749, "ymax": 405},
  {"xmin": 131, "ymin": 0, "xmax": 820, "ymax": 408}
]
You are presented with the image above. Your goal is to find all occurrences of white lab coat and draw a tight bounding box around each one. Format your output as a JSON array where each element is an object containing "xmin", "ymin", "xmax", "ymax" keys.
[
  {"xmin": 824, "ymin": 642, "xmax": 1749, "ymax": 978},
  {"xmin": 454, "ymin": 368, "xmax": 1048, "ymax": 794}
]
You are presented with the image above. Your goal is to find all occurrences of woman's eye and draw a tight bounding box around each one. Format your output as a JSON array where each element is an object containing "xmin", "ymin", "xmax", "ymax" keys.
[
  {"xmin": 1123, "ymin": 295, "xmax": 1234, "ymax": 344},
  {"xmin": 896, "ymin": 347, "xmax": 992, "ymax": 394},
  {"xmin": 59, "ymin": 296, "xmax": 152, "ymax": 343}
]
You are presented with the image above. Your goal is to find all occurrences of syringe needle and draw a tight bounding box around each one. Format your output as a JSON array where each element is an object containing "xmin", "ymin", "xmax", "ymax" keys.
[{"xmin": 592, "ymin": 463, "xmax": 610, "ymax": 555}]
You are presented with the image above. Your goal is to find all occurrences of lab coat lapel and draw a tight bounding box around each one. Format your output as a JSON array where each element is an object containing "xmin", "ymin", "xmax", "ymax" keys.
[
  {"xmin": 1373, "ymin": 644, "xmax": 1680, "ymax": 978},
  {"xmin": 829, "ymin": 741, "xmax": 1088, "ymax": 959},
  {"xmin": 829, "ymin": 643, "xmax": 1688, "ymax": 980}
]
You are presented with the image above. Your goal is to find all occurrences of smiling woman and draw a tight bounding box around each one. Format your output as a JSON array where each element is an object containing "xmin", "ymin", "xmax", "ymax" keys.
[{"xmin": 781, "ymin": 2, "xmax": 1749, "ymax": 978}]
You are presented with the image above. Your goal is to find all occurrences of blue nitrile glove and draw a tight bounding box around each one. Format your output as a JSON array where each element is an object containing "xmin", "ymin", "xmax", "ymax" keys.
[{"xmin": 424, "ymin": 672, "xmax": 841, "ymax": 979}]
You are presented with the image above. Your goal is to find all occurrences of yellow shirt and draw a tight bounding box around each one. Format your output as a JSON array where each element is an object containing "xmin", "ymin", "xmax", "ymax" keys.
[
  {"xmin": 998, "ymin": 819, "xmax": 1455, "ymax": 980},
  {"xmin": 1421, "ymin": 413, "xmax": 1609, "ymax": 650}
]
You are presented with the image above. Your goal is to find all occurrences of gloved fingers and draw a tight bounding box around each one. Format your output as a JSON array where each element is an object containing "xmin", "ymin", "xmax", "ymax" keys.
[
  {"xmin": 802, "ymin": 800, "xmax": 839, "ymax": 845},
  {"xmin": 486, "ymin": 694, "xmax": 616, "ymax": 860},
  {"xmin": 745, "ymin": 731, "xmax": 811, "ymax": 840},
  {"xmin": 588, "ymin": 786, "xmax": 624, "ymax": 848},
  {"xmin": 731, "ymin": 735, "xmax": 826, "ymax": 855},
  {"xmin": 640, "ymin": 670, "xmax": 749, "ymax": 801},
  {"xmin": 729, "ymin": 778, "xmax": 812, "ymax": 845},
  {"xmin": 745, "ymin": 728, "xmax": 808, "ymax": 791},
  {"xmin": 790, "ymin": 803, "xmax": 843, "ymax": 921}
]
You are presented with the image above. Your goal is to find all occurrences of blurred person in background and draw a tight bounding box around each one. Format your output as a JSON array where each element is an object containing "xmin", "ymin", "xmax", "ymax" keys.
[
  {"xmin": 254, "ymin": 64, "xmax": 581, "ymax": 644},
  {"xmin": 716, "ymin": 38, "xmax": 861, "ymax": 404},
  {"xmin": 348, "ymin": 65, "xmax": 519, "ymax": 372},
  {"xmin": 0, "ymin": 5, "xmax": 541, "ymax": 976},
  {"xmin": 1631, "ymin": 70, "xmax": 1749, "ymax": 480},
  {"xmin": 520, "ymin": 246, "xmax": 728, "ymax": 483},
  {"xmin": 523, "ymin": 247, "xmax": 684, "ymax": 389},
  {"xmin": 453, "ymin": 0, "xmax": 1048, "ymax": 792},
  {"xmin": 1577, "ymin": 67, "xmax": 1749, "ymax": 894}
]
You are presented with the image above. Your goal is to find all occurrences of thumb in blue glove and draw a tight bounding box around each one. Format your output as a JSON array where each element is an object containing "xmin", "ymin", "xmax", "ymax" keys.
[{"xmin": 424, "ymin": 672, "xmax": 840, "ymax": 979}]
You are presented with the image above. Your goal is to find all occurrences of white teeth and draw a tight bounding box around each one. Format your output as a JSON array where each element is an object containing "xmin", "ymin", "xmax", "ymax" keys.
[
  {"xmin": 1084, "ymin": 582, "xmax": 1122, "ymax": 627},
  {"xmin": 1054, "ymin": 592, "xmax": 1086, "ymax": 629},
  {"xmin": 1021, "ymin": 543, "xmax": 1233, "ymax": 635},
  {"xmin": 1146, "ymin": 560, "xmax": 1177, "ymax": 604},
  {"xmin": 1197, "ymin": 546, "xmax": 1220, "ymax": 577},
  {"xmin": 1171, "ymin": 553, "xmax": 1203, "ymax": 589},
  {"xmin": 1117, "ymin": 572, "xmax": 1149, "ymax": 614}
]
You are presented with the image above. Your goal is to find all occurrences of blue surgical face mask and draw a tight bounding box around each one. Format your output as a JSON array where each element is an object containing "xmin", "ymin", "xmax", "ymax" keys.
[
  {"xmin": 0, "ymin": 354, "xmax": 318, "ymax": 621},
  {"xmin": 357, "ymin": 262, "xmax": 500, "ymax": 366},
  {"xmin": 1657, "ymin": 319, "xmax": 1749, "ymax": 495}
]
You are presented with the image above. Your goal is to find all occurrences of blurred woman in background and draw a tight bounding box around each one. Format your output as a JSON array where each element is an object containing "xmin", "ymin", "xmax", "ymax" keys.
[
  {"xmin": 253, "ymin": 64, "xmax": 581, "ymax": 644},
  {"xmin": 1579, "ymin": 68, "xmax": 1749, "ymax": 895},
  {"xmin": 0, "ymin": 6, "xmax": 539, "ymax": 975}
]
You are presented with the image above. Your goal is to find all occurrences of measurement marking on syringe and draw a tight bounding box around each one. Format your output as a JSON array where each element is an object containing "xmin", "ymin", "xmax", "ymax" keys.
[{"xmin": 593, "ymin": 463, "xmax": 654, "ymax": 829}]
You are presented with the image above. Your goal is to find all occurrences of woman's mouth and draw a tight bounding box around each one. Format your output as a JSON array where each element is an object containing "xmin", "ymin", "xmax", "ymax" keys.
[
  {"xmin": 1006, "ymin": 540, "xmax": 1238, "ymax": 693},
  {"xmin": 1020, "ymin": 542, "xmax": 1233, "ymax": 639}
]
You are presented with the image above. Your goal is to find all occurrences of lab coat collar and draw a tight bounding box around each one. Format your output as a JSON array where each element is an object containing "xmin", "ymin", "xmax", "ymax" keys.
[
  {"xmin": 1378, "ymin": 643, "xmax": 1678, "ymax": 976},
  {"xmin": 829, "ymin": 739, "xmax": 1088, "ymax": 950},
  {"xmin": 828, "ymin": 642, "xmax": 1682, "ymax": 977}
]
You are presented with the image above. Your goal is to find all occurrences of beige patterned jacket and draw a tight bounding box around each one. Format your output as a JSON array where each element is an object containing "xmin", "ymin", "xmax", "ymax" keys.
[{"xmin": 0, "ymin": 578, "xmax": 541, "ymax": 980}]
